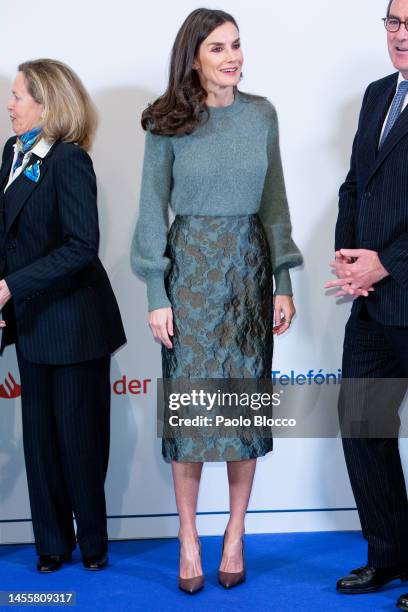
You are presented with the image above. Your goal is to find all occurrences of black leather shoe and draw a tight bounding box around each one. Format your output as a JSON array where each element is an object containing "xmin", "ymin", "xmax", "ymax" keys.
[
  {"xmin": 37, "ymin": 553, "xmax": 72, "ymax": 573},
  {"xmin": 82, "ymin": 552, "xmax": 108, "ymax": 570},
  {"xmin": 398, "ymin": 593, "xmax": 408, "ymax": 610},
  {"xmin": 336, "ymin": 565, "xmax": 408, "ymax": 594}
]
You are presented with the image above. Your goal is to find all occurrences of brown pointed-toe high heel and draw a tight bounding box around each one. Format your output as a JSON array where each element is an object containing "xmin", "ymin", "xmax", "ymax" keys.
[
  {"xmin": 218, "ymin": 530, "xmax": 246, "ymax": 589},
  {"xmin": 178, "ymin": 538, "xmax": 205, "ymax": 594}
]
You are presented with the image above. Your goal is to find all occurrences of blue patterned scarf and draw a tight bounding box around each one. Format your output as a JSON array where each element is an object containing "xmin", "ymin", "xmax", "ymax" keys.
[{"xmin": 13, "ymin": 126, "xmax": 42, "ymax": 172}]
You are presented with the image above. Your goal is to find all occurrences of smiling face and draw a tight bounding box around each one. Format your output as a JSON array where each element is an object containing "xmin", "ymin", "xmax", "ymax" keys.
[
  {"xmin": 387, "ymin": 0, "xmax": 408, "ymax": 78},
  {"xmin": 193, "ymin": 21, "xmax": 244, "ymax": 95},
  {"xmin": 7, "ymin": 71, "xmax": 43, "ymax": 136}
]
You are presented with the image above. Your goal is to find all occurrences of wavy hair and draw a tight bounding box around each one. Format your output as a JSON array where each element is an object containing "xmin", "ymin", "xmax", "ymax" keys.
[
  {"xmin": 141, "ymin": 8, "xmax": 239, "ymax": 136},
  {"xmin": 18, "ymin": 59, "xmax": 98, "ymax": 151}
]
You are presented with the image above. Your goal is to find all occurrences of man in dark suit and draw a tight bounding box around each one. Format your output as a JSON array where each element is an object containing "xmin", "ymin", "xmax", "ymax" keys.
[
  {"xmin": 325, "ymin": 1, "xmax": 408, "ymax": 608},
  {"xmin": 0, "ymin": 60, "xmax": 126, "ymax": 573}
]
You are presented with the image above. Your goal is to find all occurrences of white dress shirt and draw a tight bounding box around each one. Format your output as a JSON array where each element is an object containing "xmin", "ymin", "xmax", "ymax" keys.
[
  {"xmin": 379, "ymin": 73, "xmax": 408, "ymax": 145},
  {"xmin": 5, "ymin": 137, "xmax": 54, "ymax": 192}
]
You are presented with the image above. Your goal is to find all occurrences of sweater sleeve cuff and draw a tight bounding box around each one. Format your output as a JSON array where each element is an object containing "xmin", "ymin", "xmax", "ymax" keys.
[
  {"xmin": 274, "ymin": 267, "xmax": 293, "ymax": 296},
  {"xmin": 146, "ymin": 273, "xmax": 171, "ymax": 311}
]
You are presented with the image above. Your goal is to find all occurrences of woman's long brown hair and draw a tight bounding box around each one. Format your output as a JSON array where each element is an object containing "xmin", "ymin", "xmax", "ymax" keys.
[{"xmin": 141, "ymin": 8, "xmax": 239, "ymax": 136}]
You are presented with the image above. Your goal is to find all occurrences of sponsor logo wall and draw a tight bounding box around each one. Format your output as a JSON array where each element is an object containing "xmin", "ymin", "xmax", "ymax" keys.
[{"xmin": 1, "ymin": 0, "xmax": 407, "ymax": 544}]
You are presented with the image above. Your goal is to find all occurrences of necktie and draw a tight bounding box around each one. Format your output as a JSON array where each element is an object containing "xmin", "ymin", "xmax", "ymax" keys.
[
  {"xmin": 13, "ymin": 126, "xmax": 42, "ymax": 172},
  {"xmin": 379, "ymin": 80, "xmax": 408, "ymax": 148}
]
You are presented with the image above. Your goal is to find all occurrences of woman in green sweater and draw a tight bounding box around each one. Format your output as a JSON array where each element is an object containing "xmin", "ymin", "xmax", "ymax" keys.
[{"xmin": 131, "ymin": 8, "xmax": 302, "ymax": 594}]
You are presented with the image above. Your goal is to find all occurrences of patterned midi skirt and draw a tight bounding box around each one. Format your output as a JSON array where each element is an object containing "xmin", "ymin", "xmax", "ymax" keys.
[{"xmin": 161, "ymin": 214, "xmax": 274, "ymax": 462}]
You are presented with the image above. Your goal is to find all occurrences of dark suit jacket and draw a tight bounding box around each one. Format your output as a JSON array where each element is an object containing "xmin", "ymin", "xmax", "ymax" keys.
[
  {"xmin": 335, "ymin": 72, "xmax": 408, "ymax": 325},
  {"xmin": 0, "ymin": 137, "xmax": 126, "ymax": 364}
]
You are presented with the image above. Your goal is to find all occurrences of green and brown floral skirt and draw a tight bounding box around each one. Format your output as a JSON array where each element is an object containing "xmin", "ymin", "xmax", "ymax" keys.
[{"xmin": 162, "ymin": 214, "xmax": 273, "ymax": 462}]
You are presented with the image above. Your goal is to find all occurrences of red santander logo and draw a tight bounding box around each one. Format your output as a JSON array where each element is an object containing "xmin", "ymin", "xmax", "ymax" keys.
[
  {"xmin": 113, "ymin": 376, "xmax": 152, "ymax": 395},
  {"xmin": 0, "ymin": 372, "xmax": 21, "ymax": 398},
  {"xmin": 0, "ymin": 373, "xmax": 152, "ymax": 400}
]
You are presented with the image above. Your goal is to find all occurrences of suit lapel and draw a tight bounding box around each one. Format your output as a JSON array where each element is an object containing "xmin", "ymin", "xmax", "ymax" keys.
[
  {"xmin": 364, "ymin": 74, "xmax": 408, "ymax": 186},
  {"xmin": 374, "ymin": 102, "xmax": 408, "ymax": 164},
  {"xmin": 357, "ymin": 76, "xmax": 396, "ymax": 186},
  {"xmin": 0, "ymin": 147, "xmax": 14, "ymax": 193},
  {"xmin": 4, "ymin": 142, "xmax": 58, "ymax": 235}
]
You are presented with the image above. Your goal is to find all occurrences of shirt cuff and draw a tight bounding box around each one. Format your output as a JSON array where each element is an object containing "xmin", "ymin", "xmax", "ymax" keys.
[
  {"xmin": 146, "ymin": 273, "xmax": 171, "ymax": 311},
  {"xmin": 274, "ymin": 267, "xmax": 293, "ymax": 296}
]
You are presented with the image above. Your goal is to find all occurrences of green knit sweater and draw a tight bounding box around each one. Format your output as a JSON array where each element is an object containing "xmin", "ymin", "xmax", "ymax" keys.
[{"xmin": 131, "ymin": 91, "xmax": 303, "ymax": 311}]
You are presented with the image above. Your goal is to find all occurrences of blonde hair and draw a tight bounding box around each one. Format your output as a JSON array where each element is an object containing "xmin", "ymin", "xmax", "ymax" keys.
[{"xmin": 18, "ymin": 59, "xmax": 98, "ymax": 151}]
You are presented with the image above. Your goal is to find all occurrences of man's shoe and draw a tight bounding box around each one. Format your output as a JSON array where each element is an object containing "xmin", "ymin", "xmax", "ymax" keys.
[
  {"xmin": 37, "ymin": 553, "xmax": 72, "ymax": 573},
  {"xmin": 397, "ymin": 593, "xmax": 408, "ymax": 610},
  {"xmin": 336, "ymin": 565, "xmax": 408, "ymax": 594},
  {"xmin": 82, "ymin": 552, "xmax": 108, "ymax": 570}
]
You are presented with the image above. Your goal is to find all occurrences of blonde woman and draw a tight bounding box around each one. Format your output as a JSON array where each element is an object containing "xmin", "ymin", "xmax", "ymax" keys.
[{"xmin": 0, "ymin": 59, "xmax": 126, "ymax": 572}]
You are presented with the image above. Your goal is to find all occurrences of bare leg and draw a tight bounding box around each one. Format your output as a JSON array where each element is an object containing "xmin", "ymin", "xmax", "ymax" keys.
[
  {"xmin": 219, "ymin": 458, "xmax": 256, "ymax": 572},
  {"xmin": 172, "ymin": 460, "xmax": 204, "ymax": 579}
]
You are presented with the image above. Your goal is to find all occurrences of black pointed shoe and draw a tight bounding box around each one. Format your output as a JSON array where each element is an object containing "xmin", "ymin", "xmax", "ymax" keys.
[
  {"xmin": 336, "ymin": 564, "xmax": 408, "ymax": 594},
  {"xmin": 398, "ymin": 593, "xmax": 408, "ymax": 610},
  {"xmin": 82, "ymin": 552, "xmax": 108, "ymax": 570},
  {"xmin": 37, "ymin": 552, "xmax": 72, "ymax": 573}
]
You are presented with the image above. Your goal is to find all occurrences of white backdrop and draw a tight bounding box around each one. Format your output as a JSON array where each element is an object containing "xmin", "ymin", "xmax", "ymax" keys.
[{"xmin": 0, "ymin": 0, "xmax": 406, "ymax": 544}]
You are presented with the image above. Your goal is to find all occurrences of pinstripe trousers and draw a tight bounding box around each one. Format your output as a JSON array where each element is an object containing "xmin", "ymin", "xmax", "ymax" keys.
[
  {"xmin": 340, "ymin": 302, "xmax": 408, "ymax": 567},
  {"xmin": 16, "ymin": 348, "xmax": 111, "ymax": 557}
]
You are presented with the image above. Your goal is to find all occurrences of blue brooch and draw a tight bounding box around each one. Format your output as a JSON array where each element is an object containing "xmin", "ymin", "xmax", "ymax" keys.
[{"xmin": 24, "ymin": 159, "xmax": 42, "ymax": 183}]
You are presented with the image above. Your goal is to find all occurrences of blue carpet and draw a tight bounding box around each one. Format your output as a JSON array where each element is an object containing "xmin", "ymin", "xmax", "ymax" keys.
[{"xmin": 0, "ymin": 532, "xmax": 407, "ymax": 611}]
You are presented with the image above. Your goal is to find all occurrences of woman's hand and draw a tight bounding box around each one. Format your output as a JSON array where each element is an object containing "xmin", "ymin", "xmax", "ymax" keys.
[
  {"xmin": 273, "ymin": 295, "xmax": 296, "ymax": 336},
  {"xmin": 148, "ymin": 307, "xmax": 174, "ymax": 349}
]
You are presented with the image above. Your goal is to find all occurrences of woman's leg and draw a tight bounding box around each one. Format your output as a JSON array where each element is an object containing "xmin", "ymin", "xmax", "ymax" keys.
[
  {"xmin": 172, "ymin": 460, "xmax": 204, "ymax": 578},
  {"xmin": 53, "ymin": 356, "xmax": 111, "ymax": 558},
  {"xmin": 219, "ymin": 458, "xmax": 257, "ymax": 572},
  {"xmin": 16, "ymin": 349, "xmax": 76, "ymax": 556}
]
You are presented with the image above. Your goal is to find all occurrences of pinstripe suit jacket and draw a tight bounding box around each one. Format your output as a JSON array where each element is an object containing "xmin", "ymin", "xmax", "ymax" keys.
[
  {"xmin": 0, "ymin": 137, "xmax": 126, "ymax": 364},
  {"xmin": 335, "ymin": 71, "xmax": 408, "ymax": 325}
]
